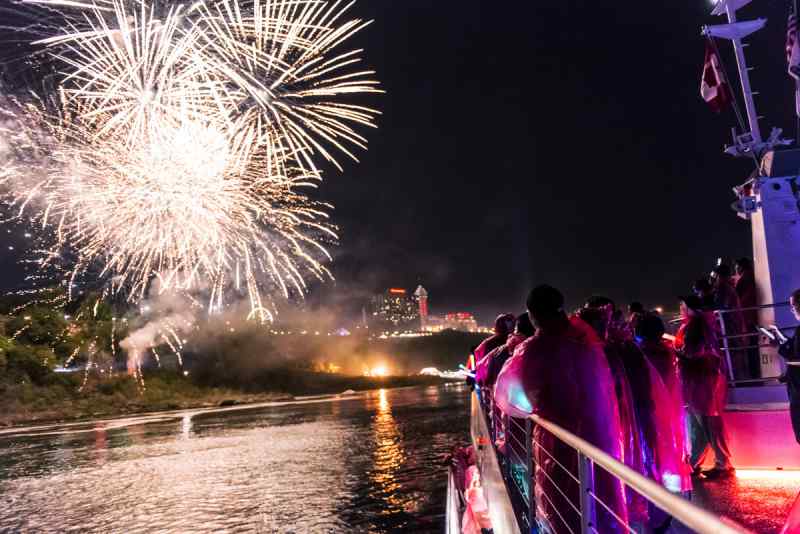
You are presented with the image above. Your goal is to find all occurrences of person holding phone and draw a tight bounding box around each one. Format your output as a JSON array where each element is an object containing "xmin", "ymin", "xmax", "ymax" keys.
[{"xmin": 768, "ymin": 289, "xmax": 800, "ymax": 444}]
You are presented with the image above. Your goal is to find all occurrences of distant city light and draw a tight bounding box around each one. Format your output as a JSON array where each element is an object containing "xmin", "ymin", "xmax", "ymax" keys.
[{"xmin": 365, "ymin": 364, "xmax": 390, "ymax": 377}]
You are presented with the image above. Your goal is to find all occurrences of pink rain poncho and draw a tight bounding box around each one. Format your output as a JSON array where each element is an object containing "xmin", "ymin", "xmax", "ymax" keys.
[
  {"xmin": 475, "ymin": 332, "xmax": 527, "ymax": 388},
  {"xmin": 472, "ymin": 314, "xmax": 514, "ymax": 383},
  {"xmin": 675, "ymin": 316, "xmax": 727, "ymax": 416},
  {"xmin": 639, "ymin": 338, "xmax": 692, "ymax": 493},
  {"xmin": 603, "ymin": 340, "xmax": 648, "ymax": 523},
  {"xmin": 494, "ymin": 316, "xmax": 628, "ymax": 534},
  {"xmin": 611, "ymin": 339, "xmax": 692, "ymax": 529},
  {"xmin": 462, "ymin": 465, "xmax": 492, "ymax": 534}
]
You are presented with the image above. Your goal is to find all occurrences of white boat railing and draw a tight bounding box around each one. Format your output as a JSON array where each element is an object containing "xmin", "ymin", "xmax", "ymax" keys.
[
  {"xmin": 478, "ymin": 391, "xmax": 749, "ymax": 534},
  {"xmin": 713, "ymin": 301, "xmax": 798, "ymax": 385}
]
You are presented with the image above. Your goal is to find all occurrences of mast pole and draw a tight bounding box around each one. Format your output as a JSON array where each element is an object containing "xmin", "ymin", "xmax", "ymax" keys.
[
  {"xmin": 795, "ymin": 0, "xmax": 799, "ymax": 145},
  {"xmin": 723, "ymin": 2, "xmax": 763, "ymax": 144}
]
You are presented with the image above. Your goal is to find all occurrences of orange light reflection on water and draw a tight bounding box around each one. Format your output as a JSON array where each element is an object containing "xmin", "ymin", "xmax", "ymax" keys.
[{"xmin": 370, "ymin": 389, "xmax": 408, "ymax": 514}]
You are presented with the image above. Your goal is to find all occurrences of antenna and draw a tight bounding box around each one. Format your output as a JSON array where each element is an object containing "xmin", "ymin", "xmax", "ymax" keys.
[{"xmin": 703, "ymin": 0, "xmax": 790, "ymax": 157}]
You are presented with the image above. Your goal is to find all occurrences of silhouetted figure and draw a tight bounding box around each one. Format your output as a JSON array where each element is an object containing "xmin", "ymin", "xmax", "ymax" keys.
[
  {"xmin": 735, "ymin": 257, "xmax": 761, "ymax": 379},
  {"xmin": 773, "ymin": 289, "xmax": 800, "ymax": 445},
  {"xmin": 495, "ymin": 285, "xmax": 628, "ymax": 533},
  {"xmin": 476, "ymin": 313, "xmax": 535, "ymax": 389},
  {"xmin": 676, "ymin": 296, "xmax": 733, "ymax": 479}
]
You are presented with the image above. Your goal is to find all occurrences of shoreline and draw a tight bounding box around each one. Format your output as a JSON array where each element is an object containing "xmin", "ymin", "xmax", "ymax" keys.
[{"xmin": 0, "ymin": 373, "xmax": 456, "ymax": 428}]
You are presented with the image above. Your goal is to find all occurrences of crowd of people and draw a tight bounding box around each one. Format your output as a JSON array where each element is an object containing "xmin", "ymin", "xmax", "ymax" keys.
[{"xmin": 467, "ymin": 257, "xmax": 800, "ymax": 534}]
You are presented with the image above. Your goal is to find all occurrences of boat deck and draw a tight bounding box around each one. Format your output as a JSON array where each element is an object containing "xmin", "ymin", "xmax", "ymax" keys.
[{"xmin": 684, "ymin": 472, "xmax": 800, "ymax": 533}]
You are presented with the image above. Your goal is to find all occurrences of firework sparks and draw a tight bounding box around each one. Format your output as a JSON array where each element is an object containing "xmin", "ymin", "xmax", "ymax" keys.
[{"xmin": 0, "ymin": 0, "xmax": 380, "ymax": 319}]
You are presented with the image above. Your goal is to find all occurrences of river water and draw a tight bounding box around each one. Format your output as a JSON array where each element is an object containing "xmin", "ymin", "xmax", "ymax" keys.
[{"xmin": 0, "ymin": 384, "xmax": 470, "ymax": 533}]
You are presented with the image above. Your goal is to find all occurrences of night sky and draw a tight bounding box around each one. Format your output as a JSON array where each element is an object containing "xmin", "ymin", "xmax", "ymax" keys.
[
  {"xmin": 1, "ymin": 1, "xmax": 798, "ymax": 324},
  {"xmin": 308, "ymin": 0, "xmax": 800, "ymax": 322}
]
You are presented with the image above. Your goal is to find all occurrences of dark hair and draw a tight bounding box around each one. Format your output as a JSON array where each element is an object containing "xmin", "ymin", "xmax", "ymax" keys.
[
  {"xmin": 494, "ymin": 313, "xmax": 515, "ymax": 336},
  {"xmin": 585, "ymin": 295, "xmax": 615, "ymax": 310},
  {"xmin": 681, "ymin": 295, "xmax": 704, "ymax": 312},
  {"xmin": 735, "ymin": 257, "xmax": 753, "ymax": 272},
  {"xmin": 713, "ymin": 264, "xmax": 732, "ymax": 278},
  {"xmin": 526, "ymin": 285, "xmax": 564, "ymax": 320},
  {"xmin": 693, "ymin": 278, "xmax": 712, "ymax": 294},
  {"xmin": 515, "ymin": 313, "xmax": 536, "ymax": 337},
  {"xmin": 792, "ymin": 288, "xmax": 800, "ymax": 303},
  {"xmin": 635, "ymin": 312, "xmax": 665, "ymax": 341},
  {"xmin": 684, "ymin": 313, "xmax": 718, "ymax": 355},
  {"xmin": 628, "ymin": 302, "xmax": 644, "ymax": 314},
  {"xmin": 576, "ymin": 307, "xmax": 607, "ymax": 338}
]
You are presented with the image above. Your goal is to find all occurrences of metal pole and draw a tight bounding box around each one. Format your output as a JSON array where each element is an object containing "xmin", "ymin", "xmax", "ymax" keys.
[
  {"xmin": 525, "ymin": 418, "xmax": 535, "ymax": 531},
  {"xmin": 578, "ymin": 453, "xmax": 596, "ymax": 534},
  {"xmin": 717, "ymin": 310, "xmax": 737, "ymax": 382},
  {"xmin": 795, "ymin": 0, "xmax": 800, "ymax": 145},
  {"xmin": 724, "ymin": 2, "xmax": 763, "ymax": 144}
]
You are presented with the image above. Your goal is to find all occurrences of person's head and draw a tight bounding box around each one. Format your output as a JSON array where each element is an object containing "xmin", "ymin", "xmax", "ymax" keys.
[
  {"xmin": 494, "ymin": 313, "xmax": 516, "ymax": 336},
  {"xmin": 692, "ymin": 278, "xmax": 713, "ymax": 297},
  {"xmin": 628, "ymin": 302, "xmax": 644, "ymax": 315},
  {"xmin": 712, "ymin": 263, "xmax": 733, "ymax": 281},
  {"xmin": 576, "ymin": 306, "xmax": 607, "ymax": 338},
  {"xmin": 585, "ymin": 295, "xmax": 615, "ymax": 311},
  {"xmin": 679, "ymin": 295, "xmax": 704, "ymax": 319},
  {"xmin": 635, "ymin": 312, "xmax": 665, "ymax": 342},
  {"xmin": 526, "ymin": 285, "xmax": 565, "ymax": 328},
  {"xmin": 791, "ymin": 289, "xmax": 800, "ymax": 321},
  {"xmin": 735, "ymin": 257, "xmax": 753, "ymax": 277},
  {"xmin": 514, "ymin": 312, "xmax": 536, "ymax": 338}
]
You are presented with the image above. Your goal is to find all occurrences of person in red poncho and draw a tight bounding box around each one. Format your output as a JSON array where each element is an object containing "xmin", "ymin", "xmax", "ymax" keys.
[
  {"xmin": 675, "ymin": 295, "xmax": 733, "ymax": 479},
  {"xmin": 494, "ymin": 285, "xmax": 628, "ymax": 534}
]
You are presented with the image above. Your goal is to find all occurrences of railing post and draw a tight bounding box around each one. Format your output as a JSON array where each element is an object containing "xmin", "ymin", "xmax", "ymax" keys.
[
  {"xmin": 525, "ymin": 418, "xmax": 536, "ymax": 531},
  {"xmin": 578, "ymin": 452, "xmax": 595, "ymax": 534},
  {"xmin": 503, "ymin": 413, "xmax": 510, "ymax": 480},
  {"xmin": 716, "ymin": 310, "xmax": 736, "ymax": 382}
]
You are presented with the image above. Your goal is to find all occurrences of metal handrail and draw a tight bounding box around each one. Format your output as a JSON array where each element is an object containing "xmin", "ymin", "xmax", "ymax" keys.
[
  {"xmin": 528, "ymin": 413, "xmax": 748, "ymax": 534},
  {"xmin": 715, "ymin": 301, "xmax": 790, "ymax": 314}
]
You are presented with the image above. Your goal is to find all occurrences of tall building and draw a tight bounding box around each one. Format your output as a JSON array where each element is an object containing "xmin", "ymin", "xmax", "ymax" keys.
[
  {"xmin": 444, "ymin": 312, "xmax": 479, "ymax": 333},
  {"xmin": 370, "ymin": 288, "xmax": 420, "ymax": 330},
  {"xmin": 414, "ymin": 285, "xmax": 428, "ymax": 330}
]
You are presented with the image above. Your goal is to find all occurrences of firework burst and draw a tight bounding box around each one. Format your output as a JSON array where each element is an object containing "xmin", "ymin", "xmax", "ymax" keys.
[{"xmin": 0, "ymin": 0, "xmax": 380, "ymax": 321}]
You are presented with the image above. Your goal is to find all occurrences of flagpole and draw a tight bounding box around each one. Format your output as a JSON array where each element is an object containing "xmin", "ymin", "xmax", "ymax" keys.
[
  {"xmin": 708, "ymin": 37, "xmax": 762, "ymax": 172},
  {"xmin": 721, "ymin": 2, "xmax": 763, "ymax": 145},
  {"xmin": 795, "ymin": 0, "xmax": 799, "ymax": 145}
]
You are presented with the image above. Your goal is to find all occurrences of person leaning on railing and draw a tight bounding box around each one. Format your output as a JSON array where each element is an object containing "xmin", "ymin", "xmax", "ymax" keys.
[
  {"xmin": 675, "ymin": 295, "xmax": 734, "ymax": 479},
  {"xmin": 768, "ymin": 288, "xmax": 800, "ymax": 445}
]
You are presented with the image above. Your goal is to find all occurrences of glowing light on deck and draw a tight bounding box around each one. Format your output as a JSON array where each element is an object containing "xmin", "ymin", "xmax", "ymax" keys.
[{"xmin": 735, "ymin": 469, "xmax": 800, "ymax": 481}]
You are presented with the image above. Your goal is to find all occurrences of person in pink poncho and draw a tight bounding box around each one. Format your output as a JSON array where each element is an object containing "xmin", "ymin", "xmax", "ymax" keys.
[
  {"xmin": 576, "ymin": 304, "xmax": 690, "ymax": 531},
  {"xmin": 494, "ymin": 285, "xmax": 628, "ymax": 534},
  {"xmin": 474, "ymin": 313, "xmax": 516, "ymax": 375},
  {"xmin": 475, "ymin": 313, "xmax": 535, "ymax": 389},
  {"xmin": 675, "ymin": 295, "xmax": 733, "ymax": 479},
  {"xmin": 635, "ymin": 312, "xmax": 693, "ymax": 495}
]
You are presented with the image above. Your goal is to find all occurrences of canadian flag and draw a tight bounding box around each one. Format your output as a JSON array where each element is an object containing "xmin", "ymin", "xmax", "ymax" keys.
[{"xmin": 700, "ymin": 40, "xmax": 732, "ymax": 113}]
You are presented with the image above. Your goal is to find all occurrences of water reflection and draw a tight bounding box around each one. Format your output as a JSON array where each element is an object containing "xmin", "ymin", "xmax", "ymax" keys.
[
  {"xmin": 371, "ymin": 389, "xmax": 405, "ymax": 514},
  {"xmin": 0, "ymin": 385, "xmax": 470, "ymax": 533},
  {"xmin": 181, "ymin": 414, "xmax": 193, "ymax": 440}
]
